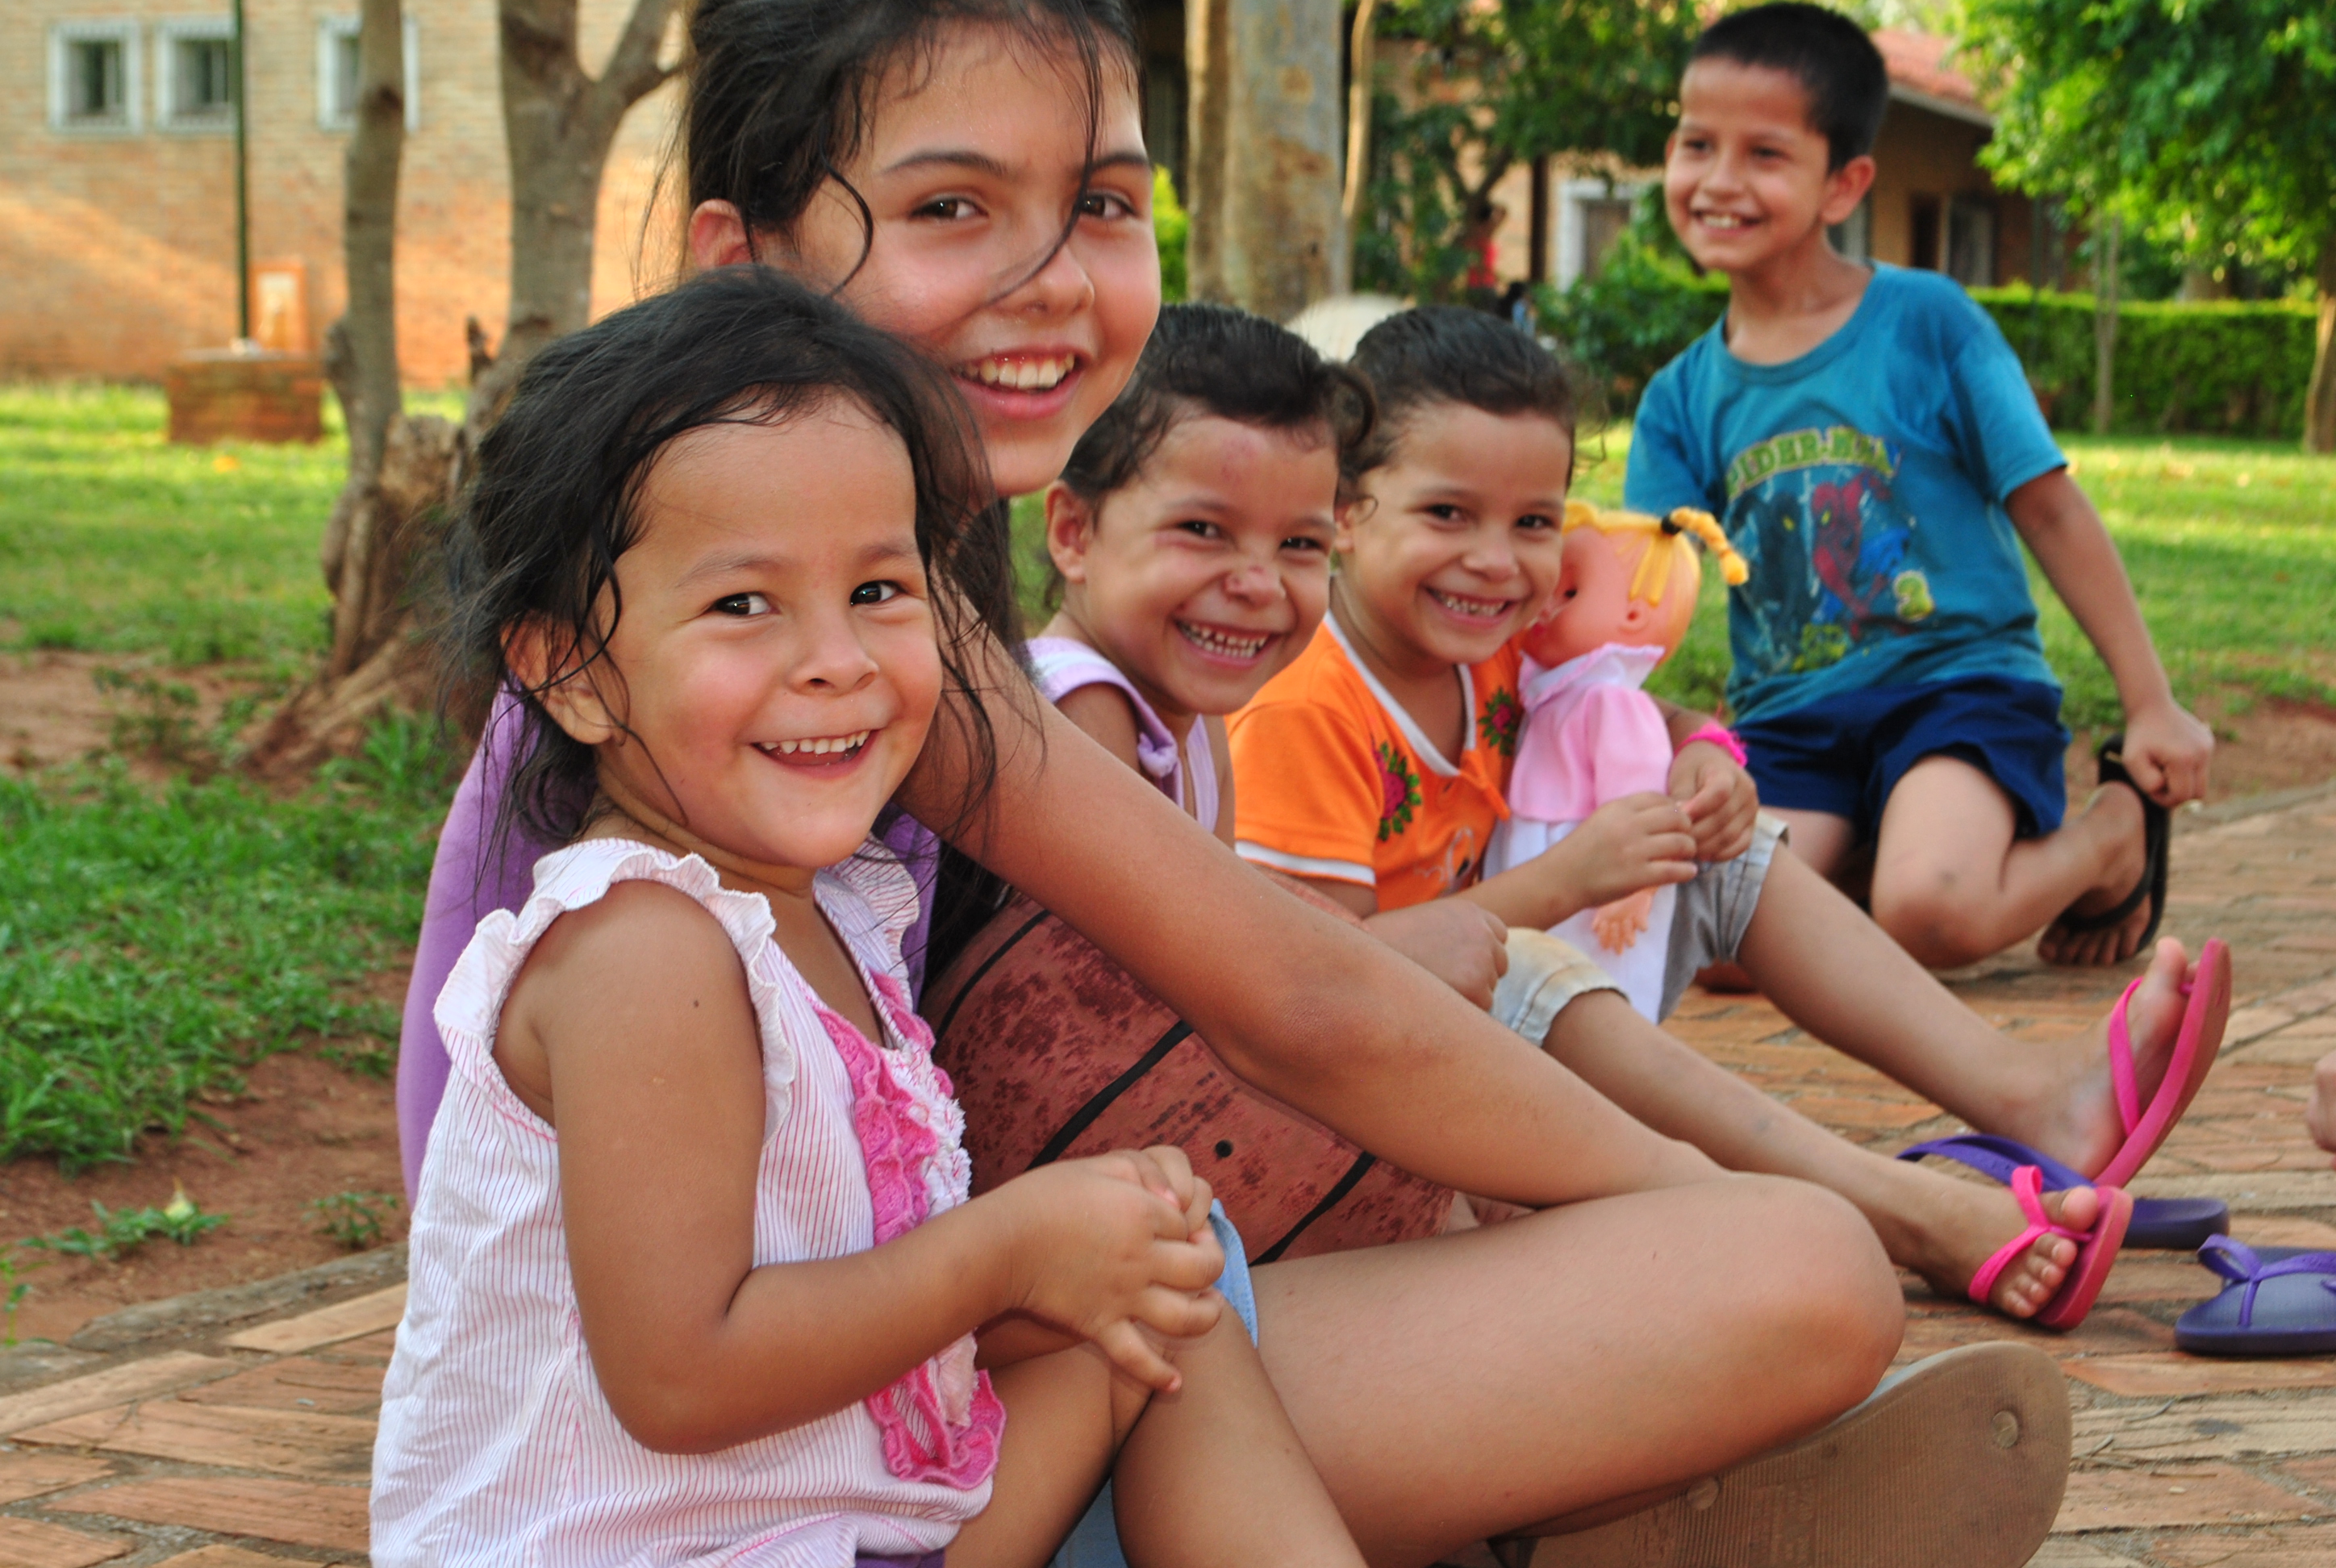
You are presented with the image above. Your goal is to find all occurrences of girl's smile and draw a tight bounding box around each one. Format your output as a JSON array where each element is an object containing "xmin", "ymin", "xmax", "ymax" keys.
[
  {"xmin": 690, "ymin": 23, "xmax": 1158, "ymax": 500},
  {"xmin": 537, "ymin": 408, "xmax": 943, "ymax": 879},
  {"xmin": 1045, "ymin": 414, "xmax": 1337, "ymax": 730}
]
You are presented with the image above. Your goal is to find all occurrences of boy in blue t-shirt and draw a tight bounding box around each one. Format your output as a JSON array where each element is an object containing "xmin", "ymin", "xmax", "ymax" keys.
[{"xmin": 1625, "ymin": 3, "xmax": 2213, "ymax": 970}]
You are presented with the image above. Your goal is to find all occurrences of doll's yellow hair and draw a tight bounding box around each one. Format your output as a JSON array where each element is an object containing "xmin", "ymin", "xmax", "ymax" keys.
[{"xmin": 1561, "ymin": 501, "xmax": 1749, "ymax": 611}]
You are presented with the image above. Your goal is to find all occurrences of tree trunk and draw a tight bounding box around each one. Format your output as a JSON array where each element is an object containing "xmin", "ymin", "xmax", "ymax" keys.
[
  {"xmin": 465, "ymin": 0, "xmax": 676, "ymax": 446},
  {"xmin": 1188, "ymin": 0, "xmax": 1344, "ymax": 319},
  {"xmin": 2092, "ymin": 214, "xmax": 2121, "ymax": 436},
  {"xmin": 256, "ymin": 0, "xmax": 675, "ymax": 776},
  {"xmin": 319, "ymin": 0, "xmax": 406, "ymax": 603},
  {"xmin": 1186, "ymin": 0, "xmax": 1230, "ymax": 303},
  {"xmin": 2307, "ymin": 231, "xmax": 2336, "ymax": 456}
]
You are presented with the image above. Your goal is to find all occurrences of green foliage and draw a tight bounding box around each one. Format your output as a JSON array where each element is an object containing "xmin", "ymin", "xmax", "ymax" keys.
[
  {"xmin": 25, "ymin": 1186, "xmax": 229, "ymax": 1261},
  {"xmin": 1357, "ymin": 0, "xmax": 1698, "ymax": 300},
  {"xmin": 1538, "ymin": 228, "xmax": 1728, "ymax": 411},
  {"xmin": 1153, "ymin": 166, "xmax": 1189, "ymax": 304},
  {"xmin": 1540, "ymin": 252, "xmax": 2317, "ymax": 437},
  {"xmin": 0, "ymin": 718, "xmax": 445, "ymax": 1172},
  {"xmin": 310, "ymin": 1189, "xmax": 402, "ymax": 1251},
  {"xmin": 1967, "ymin": 290, "xmax": 2318, "ymax": 440},
  {"xmin": 1961, "ymin": 0, "xmax": 2336, "ymax": 281}
]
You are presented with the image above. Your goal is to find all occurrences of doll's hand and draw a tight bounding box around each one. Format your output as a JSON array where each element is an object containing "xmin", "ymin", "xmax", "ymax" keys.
[
  {"xmin": 993, "ymin": 1150, "xmax": 1225, "ymax": 1391},
  {"xmin": 1670, "ymin": 740, "xmax": 1758, "ymax": 862},
  {"xmin": 2118, "ymin": 699, "xmax": 2213, "ymax": 808},
  {"xmin": 1591, "ymin": 888, "xmax": 1656, "ymax": 954},
  {"xmin": 1364, "ymin": 901, "xmax": 1511, "ymax": 1010},
  {"xmin": 1549, "ymin": 794, "xmax": 1699, "ymax": 912},
  {"xmin": 2308, "ymin": 1049, "xmax": 2336, "ymax": 1161}
]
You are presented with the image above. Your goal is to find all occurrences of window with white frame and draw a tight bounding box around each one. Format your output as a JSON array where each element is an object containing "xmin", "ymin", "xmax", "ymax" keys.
[
  {"xmin": 1553, "ymin": 178, "xmax": 1651, "ymax": 290},
  {"xmin": 155, "ymin": 17, "xmax": 236, "ymax": 131},
  {"xmin": 317, "ymin": 14, "xmax": 419, "ymax": 131},
  {"xmin": 48, "ymin": 19, "xmax": 142, "ymax": 132}
]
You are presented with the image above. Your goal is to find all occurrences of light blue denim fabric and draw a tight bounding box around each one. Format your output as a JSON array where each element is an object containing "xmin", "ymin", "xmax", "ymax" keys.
[{"xmin": 1048, "ymin": 1203, "xmax": 1256, "ymax": 1568}]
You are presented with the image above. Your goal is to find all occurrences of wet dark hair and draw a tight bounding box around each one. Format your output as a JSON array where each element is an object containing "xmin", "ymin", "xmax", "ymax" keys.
[
  {"xmin": 685, "ymin": 0, "xmax": 1143, "ymax": 290},
  {"xmin": 440, "ymin": 265, "xmax": 1018, "ymax": 854},
  {"xmin": 1043, "ymin": 302, "xmax": 1374, "ymax": 607},
  {"xmin": 1689, "ymin": 2, "xmax": 1890, "ymax": 171},
  {"xmin": 1345, "ymin": 306, "xmax": 1579, "ymax": 490}
]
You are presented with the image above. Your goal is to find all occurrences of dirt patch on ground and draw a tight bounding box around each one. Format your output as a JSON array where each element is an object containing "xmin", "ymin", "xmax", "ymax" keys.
[
  {"xmin": 0, "ymin": 649, "xmax": 271, "ymax": 778},
  {"xmin": 0, "ymin": 1048, "xmax": 408, "ymax": 1346}
]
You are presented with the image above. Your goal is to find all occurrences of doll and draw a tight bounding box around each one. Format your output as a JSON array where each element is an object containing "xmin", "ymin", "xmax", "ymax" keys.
[{"xmin": 1487, "ymin": 502, "xmax": 1748, "ymax": 1019}]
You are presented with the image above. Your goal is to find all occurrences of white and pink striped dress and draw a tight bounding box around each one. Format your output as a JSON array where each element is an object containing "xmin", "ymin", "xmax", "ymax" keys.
[{"xmin": 372, "ymin": 837, "xmax": 1004, "ymax": 1567}]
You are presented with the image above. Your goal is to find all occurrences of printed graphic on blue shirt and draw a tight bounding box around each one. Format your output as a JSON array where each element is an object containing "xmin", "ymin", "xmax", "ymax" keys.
[{"xmin": 1725, "ymin": 426, "xmax": 1938, "ymax": 682}]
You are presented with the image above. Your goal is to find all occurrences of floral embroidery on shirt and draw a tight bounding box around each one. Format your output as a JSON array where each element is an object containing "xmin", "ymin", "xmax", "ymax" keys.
[
  {"xmin": 1376, "ymin": 744, "xmax": 1422, "ymax": 841},
  {"xmin": 1477, "ymin": 686, "xmax": 1522, "ymax": 757}
]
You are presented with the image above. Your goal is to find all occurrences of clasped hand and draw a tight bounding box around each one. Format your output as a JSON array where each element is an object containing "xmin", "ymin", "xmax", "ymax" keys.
[{"xmin": 998, "ymin": 1145, "xmax": 1225, "ymax": 1391}]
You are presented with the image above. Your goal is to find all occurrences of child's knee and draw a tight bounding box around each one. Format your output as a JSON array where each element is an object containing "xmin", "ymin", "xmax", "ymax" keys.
[
  {"xmin": 1869, "ymin": 861, "xmax": 1999, "ymax": 967},
  {"xmin": 1729, "ymin": 1177, "xmax": 1903, "ymax": 1397}
]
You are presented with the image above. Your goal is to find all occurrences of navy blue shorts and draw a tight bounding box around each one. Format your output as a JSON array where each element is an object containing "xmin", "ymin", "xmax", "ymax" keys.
[{"xmin": 1736, "ymin": 675, "xmax": 2070, "ymax": 842}]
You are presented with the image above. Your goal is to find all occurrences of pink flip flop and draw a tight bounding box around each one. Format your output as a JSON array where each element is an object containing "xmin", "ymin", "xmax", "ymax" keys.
[
  {"xmin": 1967, "ymin": 1165, "xmax": 2134, "ymax": 1330},
  {"xmin": 2092, "ymin": 938, "xmax": 2232, "ymax": 1188}
]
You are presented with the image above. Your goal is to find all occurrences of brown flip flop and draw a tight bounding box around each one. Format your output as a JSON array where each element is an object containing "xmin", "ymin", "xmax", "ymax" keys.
[{"xmin": 1511, "ymin": 1342, "xmax": 2071, "ymax": 1568}]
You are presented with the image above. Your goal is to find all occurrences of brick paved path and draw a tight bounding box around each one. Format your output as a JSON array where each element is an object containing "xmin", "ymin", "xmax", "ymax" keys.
[{"xmin": 0, "ymin": 785, "xmax": 2326, "ymax": 1565}]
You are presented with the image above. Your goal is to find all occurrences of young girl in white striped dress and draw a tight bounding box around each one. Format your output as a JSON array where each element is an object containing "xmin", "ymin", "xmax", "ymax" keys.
[{"xmin": 369, "ymin": 268, "xmax": 1366, "ymax": 1568}]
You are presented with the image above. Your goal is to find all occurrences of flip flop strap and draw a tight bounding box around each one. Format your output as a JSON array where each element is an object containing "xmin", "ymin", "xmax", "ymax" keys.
[
  {"xmin": 1896, "ymin": 1134, "xmax": 2092, "ymax": 1191},
  {"xmin": 2197, "ymin": 1236, "xmax": 2336, "ymax": 1329},
  {"xmin": 1967, "ymin": 1166, "xmax": 2092, "ymax": 1306},
  {"xmin": 2107, "ymin": 975, "xmax": 2146, "ymax": 1134}
]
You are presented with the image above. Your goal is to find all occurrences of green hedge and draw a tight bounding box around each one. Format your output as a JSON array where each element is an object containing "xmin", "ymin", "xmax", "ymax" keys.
[
  {"xmin": 1544, "ymin": 248, "xmax": 2318, "ymax": 439},
  {"xmin": 1969, "ymin": 290, "xmax": 2317, "ymax": 440}
]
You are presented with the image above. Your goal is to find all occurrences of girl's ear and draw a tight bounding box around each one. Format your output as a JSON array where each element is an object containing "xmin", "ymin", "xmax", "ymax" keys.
[
  {"xmin": 687, "ymin": 200, "xmax": 756, "ymax": 273},
  {"xmin": 505, "ymin": 618, "xmax": 621, "ymax": 747},
  {"xmin": 1044, "ymin": 482, "xmax": 1099, "ymax": 585}
]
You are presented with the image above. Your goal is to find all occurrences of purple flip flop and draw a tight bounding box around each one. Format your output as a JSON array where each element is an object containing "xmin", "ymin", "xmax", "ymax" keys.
[
  {"xmin": 1898, "ymin": 1133, "xmax": 2227, "ymax": 1252},
  {"xmin": 2175, "ymin": 1238, "xmax": 2336, "ymax": 1357}
]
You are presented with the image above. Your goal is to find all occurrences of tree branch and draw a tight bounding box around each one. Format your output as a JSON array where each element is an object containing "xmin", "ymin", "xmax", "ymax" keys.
[{"xmin": 597, "ymin": 0, "xmax": 678, "ymax": 111}]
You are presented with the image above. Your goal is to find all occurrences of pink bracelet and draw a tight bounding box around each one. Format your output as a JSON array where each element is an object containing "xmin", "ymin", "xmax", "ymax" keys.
[{"xmin": 1682, "ymin": 723, "xmax": 1747, "ymax": 767}]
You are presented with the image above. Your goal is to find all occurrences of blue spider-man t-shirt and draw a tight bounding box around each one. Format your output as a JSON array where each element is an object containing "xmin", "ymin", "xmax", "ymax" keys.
[{"xmin": 1625, "ymin": 264, "xmax": 2066, "ymax": 724}]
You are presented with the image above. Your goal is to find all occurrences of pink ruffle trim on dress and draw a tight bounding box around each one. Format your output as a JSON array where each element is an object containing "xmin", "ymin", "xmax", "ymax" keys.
[{"xmin": 817, "ymin": 990, "xmax": 1005, "ymax": 1491}]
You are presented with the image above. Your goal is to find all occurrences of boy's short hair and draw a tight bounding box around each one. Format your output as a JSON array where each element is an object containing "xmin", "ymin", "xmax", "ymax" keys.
[
  {"xmin": 1345, "ymin": 306, "xmax": 1578, "ymax": 489},
  {"xmin": 1690, "ymin": 2, "xmax": 1889, "ymax": 171}
]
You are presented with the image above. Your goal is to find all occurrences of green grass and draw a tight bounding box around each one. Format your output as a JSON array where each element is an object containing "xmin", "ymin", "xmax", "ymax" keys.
[
  {"xmin": 0, "ymin": 383, "xmax": 461, "ymax": 669},
  {"xmin": 0, "ymin": 715, "xmax": 448, "ymax": 1172},
  {"xmin": 1572, "ymin": 427, "xmax": 2336, "ymax": 726}
]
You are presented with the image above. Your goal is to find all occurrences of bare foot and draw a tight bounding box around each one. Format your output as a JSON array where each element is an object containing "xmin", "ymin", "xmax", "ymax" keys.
[
  {"xmin": 2000, "ymin": 939, "xmax": 2192, "ymax": 1175},
  {"xmin": 2038, "ymin": 784, "xmax": 2152, "ymax": 966},
  {"xmin": 1902, "ymin": 1176, "xmax": 2102, "ymax": 1321},
  {"xmin": 2309, "ymin": 1048, "xmax": 2336, "ymax": 1159}
]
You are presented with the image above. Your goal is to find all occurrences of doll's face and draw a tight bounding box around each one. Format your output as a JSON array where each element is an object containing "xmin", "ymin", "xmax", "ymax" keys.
[{"xmin": 1520, "ymin": 527, "xmax": 1669, "ymax": 666}]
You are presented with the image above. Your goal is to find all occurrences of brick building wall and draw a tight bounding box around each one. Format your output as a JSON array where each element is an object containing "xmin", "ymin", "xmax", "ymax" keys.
[{"xmin": 3, "ymin": 0, "xmax": 678, "ymax": 386}]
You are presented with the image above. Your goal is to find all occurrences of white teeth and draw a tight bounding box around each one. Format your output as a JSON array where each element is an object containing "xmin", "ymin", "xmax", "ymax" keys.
[
  {"xmin": 1178, "ymin": 623, "xmax": 1270, "ymax": 659},
  {"xmin": 962, "ymin": 354, "xmax": 1071, "ymax": 392},
  {"xmin": 761, "ymin": 730, "xmax": 872, "ymax": 757},
  {"xmin": 1430, "ymin": 590, "xmax": 1508, "ymax": 619}
]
